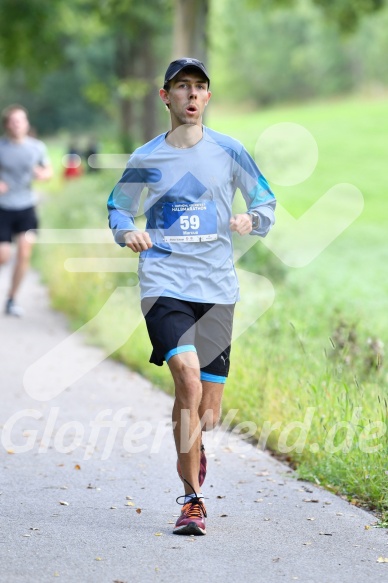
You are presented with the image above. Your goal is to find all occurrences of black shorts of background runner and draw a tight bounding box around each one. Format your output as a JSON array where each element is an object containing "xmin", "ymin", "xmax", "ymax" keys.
[
  {"xmin": 141, "ymin": 296, "xmax": 235, "ymax": 378},
  {"xmin": 0, "ymin": 207, "xmax": 38, "ymax": 243}
]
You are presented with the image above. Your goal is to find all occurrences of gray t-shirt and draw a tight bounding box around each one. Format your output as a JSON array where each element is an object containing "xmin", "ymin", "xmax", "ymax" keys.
[{"xmin": 0, "ymin": 136, "xmax": 50, "ymax": 210}]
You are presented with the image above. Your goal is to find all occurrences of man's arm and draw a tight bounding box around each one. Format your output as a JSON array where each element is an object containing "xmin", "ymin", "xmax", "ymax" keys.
[
  {"xmin": 233, "ymin": 147, "xmax": 276, "ymax": 237},
  {"xmin": 107, "ymin": 161, "xmax": 150, "ymax": 247}
]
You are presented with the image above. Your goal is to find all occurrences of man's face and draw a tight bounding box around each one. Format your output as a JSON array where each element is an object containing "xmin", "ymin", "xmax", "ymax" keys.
[
  {"xmin": 5, "ymin": 109, "xmax": 30, "ymax": 140},
  {"xmin": 160, "ymin": 69, "xmax": 211, "ymax": 128}
]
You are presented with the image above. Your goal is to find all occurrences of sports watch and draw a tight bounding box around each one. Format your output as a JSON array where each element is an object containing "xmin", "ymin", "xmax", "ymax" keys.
[{"xmin": 247, "ymin": 211, "xmax": 260, "ymax": 230}]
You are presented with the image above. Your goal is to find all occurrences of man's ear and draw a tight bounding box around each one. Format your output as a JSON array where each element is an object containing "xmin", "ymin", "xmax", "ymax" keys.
[{"xmin": 159, "ymin": 88, "xmax": 169, "ymax": 105}]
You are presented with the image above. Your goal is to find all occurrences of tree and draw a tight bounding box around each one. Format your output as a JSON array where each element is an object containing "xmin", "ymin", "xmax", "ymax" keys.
[{"xmin": 173, "ymin": 0, "xmax": 209, "ymax": 61}]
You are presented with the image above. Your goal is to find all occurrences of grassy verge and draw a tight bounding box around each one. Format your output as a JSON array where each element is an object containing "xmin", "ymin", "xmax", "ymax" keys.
[{"xmin": 35, "ymin": 95, "xmax": 388, "ymax": 521}]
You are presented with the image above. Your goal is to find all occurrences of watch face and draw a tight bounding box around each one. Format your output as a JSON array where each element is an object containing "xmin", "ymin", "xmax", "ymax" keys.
[{"xmin": 251, "ymin": 214, "xmax": 259, "ymax": 229}]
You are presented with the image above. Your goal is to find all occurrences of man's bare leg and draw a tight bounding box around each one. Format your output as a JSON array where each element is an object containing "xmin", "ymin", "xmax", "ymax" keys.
[
  {"xmin": 8, "ymin": 232, "xmax": 33, "ymax": 300},
  {"xmin": 199, "ymin": 380, "xmax": 225, "ymax": 432},
  {"xmin": 169, "ymin": 351, "xmax": 203, "ymax": 495}
]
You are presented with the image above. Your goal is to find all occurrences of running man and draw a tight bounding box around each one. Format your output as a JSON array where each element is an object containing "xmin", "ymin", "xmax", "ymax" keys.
[
  {"xmin": 0, "ymin": 104, "xmax": 52, "ymax": 316},
  {"xmin": 108, "ymin": 58, "xmax": 276, "ymax": 535}
]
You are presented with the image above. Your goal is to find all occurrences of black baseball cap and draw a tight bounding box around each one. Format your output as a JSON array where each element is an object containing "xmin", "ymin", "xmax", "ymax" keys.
[{"xmin": 164, "ymin": 58, "xmax": 210, "ymax": 87}]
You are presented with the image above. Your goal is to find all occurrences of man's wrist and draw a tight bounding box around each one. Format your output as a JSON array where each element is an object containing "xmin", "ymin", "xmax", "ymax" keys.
[{"xmin": 247, "ymin": 211, "xmax": 260, "ymax": 230}]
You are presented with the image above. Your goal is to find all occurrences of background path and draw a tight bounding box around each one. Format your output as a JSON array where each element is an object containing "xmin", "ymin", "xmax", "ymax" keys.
[{"xmin": 1, "ymin": 266, "xmax": 388, "ymax": 583}]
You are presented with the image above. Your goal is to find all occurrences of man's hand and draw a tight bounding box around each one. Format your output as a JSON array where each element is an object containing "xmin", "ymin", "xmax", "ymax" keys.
[
  {"xmin": 0, "ymin": 180, "xmax": 9, "ymax": 195},
  {"xmin": 230, "ymin": 213, "xmax": 252, "ymax": 236},
  {"xmin": 33, "ymin": 165, "xmax": 53, "ymax": 181},
  {"xmin": 124, "ymin": 230, "xmax": 153, "ymax": 253}
]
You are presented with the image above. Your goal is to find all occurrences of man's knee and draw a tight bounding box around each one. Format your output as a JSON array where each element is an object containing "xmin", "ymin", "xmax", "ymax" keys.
[{"xmin": 0, "ymin": 243, "xmax": 11, "ymax": 265}]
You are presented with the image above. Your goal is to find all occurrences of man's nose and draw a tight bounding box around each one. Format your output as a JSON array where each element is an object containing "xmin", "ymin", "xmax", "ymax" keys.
[{"xmin": 189, "ymin": 86, "xmax": 198, "ymax": 97}]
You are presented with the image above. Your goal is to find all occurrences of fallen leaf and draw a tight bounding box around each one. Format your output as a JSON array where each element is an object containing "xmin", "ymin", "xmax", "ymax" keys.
[
  {"xmin": 7, "ymin": 450, "xmax": 14, "ymax": 455},
  {"xmin": 255, "ymin": 499, "xmax": 264, "ymax": 503},
  {"xmin": 136, "ymin": 508, "xmax": 141, "ymax": 514},
  {"xmin": 53, "ymin": 572, "xmax": 60, "ymax": 577},
  {"xmin": 95, "ymin": 557, "xmax": 103, "ymax": 561},
  {"xmin": 126, "ymin": 496, "xmax": 133, "ymax": 500},
  {"xmin": 74, "ymin": 464, "xmax": 81, "ymax": 470},
  {"xmin": 217, "ymin": 495, "xmax": 225, "ymax": 499},
  {"xmin": 303, "ymin": 499, "xmax": 319, "ymax": 503},
  {"xmin": 220, "ymin": 514, "xmax": 228, "ymax": 517},
  {"xmin": 365, "ymin": 525, "xmax": 371, "ymax": 530},
  {"xmin": 307, "ymin": 517, "xmax": 315, "ymax": 521},
  {"xmin": 154, "ymin": 532, "xmax": 163, "ymax": 536},
  {"xmin": 303, "ymin": 542, "xmax": 312, "ymax": 546},
  {"xmin": 377, "ymin": 557, "xmax": 388, "ymax": 563},
  {"xmin": 59, "ymin": 501, "xmax": 69, "ymax": 506},
  {"xmin": 125, "ymin": 501, "xmax": 134, "ymax": 507},
  {"xmin": 110, "ymin": 506, "xmax": 117, "ymax": 509},
  {"xmin": 336, "ymin": 512, "xmax": 343, "ymax": 516}
]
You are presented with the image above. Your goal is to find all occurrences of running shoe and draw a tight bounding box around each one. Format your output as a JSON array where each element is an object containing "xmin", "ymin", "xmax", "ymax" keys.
[
  {"xmin": 176, "ymin": 443, "xmax": 207, "ymax": 487},
  {"xmin": 173, "ymin": 494, "xmax": 207, "ymax": 536},
  {"xmin": 5, "ymin": 298, "xmax": 24, "ymax": 317}
]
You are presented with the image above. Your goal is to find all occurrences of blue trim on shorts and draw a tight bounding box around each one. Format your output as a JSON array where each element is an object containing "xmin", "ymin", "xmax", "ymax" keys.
[
  {"xmin": 200, "ymin": 372, "xmax": 227, "ymax": 384},
  {"xmin": 165, "ymin": 344, "xmax": 197, "ymax": 363}
]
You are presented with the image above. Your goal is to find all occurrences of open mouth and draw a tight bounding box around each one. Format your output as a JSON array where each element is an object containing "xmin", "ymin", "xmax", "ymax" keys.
[{"xmin": 186, "ymin": 105, "xmax": 198, "ymax": 114}]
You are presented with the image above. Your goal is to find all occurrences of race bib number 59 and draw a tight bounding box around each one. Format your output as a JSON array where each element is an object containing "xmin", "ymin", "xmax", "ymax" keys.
[{"xmin": 163, "ymin": 201, "xmax": 218, "ymax": 243}]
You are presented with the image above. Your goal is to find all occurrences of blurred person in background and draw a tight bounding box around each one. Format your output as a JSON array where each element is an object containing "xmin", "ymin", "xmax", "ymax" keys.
[{"xmin": 0, "ymin": 104, "xmax": 52, "ymax": 317}]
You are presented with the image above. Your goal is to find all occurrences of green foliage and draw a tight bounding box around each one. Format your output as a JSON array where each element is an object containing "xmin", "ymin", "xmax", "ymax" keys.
[{"xmin": 0, "ymin": 0, "xmax": 65, "ymax": 77}]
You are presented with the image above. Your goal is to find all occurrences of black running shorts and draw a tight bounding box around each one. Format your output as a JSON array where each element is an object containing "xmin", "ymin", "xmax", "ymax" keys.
[
  {"xmin": 0, "ymin": 207, "xmax": 38, "ymax": 243},
  {"xmin": 141, "ymin": 296, "xmax": 235, "ymax": 383}
]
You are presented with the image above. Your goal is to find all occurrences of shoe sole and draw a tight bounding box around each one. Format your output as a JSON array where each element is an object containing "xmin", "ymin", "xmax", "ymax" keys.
[{"xmin": 173, "ymin": 521, "xmax": 206, "ymax": 536}]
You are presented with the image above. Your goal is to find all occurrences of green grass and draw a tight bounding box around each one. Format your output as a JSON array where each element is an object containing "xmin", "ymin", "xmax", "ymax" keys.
[{"xmin": 35, "ymin": 94, "xmax": 388, "ymax": 521}]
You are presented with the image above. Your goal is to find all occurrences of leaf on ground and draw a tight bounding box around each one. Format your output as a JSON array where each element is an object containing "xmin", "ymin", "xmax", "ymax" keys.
[
  {"xmin": 125, "ymin": 502, "xmax": 134, "ymax": 507},
  {"xmin": 74, "ymin": 464, "xmax": 81, "ymax": 470},
  {"xmin": 307, "ymin": 517, "xmax": 315, "ymax": 521},
  {"xmin": 256, "ymin": 471, "xmax": 270, "ymax": 477},
  {"xmin": 377, "ymin": 557, "xmax": 388, "ymax": 563},
  {"xmin": 365, "ymin": 525, "xmax": 371, "ymax": 530},
  {"xmin": 7, "ymin": 450, "xmax": 14, "ymax": 454},
  {"xmin": 59, "ymin": 501, "xmax": 69, "ymax": 506},
  {"xmin": 154, "ymin": 532, "xmax": 163, "ymax": 536},
  {"xmin": 53, "ymin": 572, "xmax": 60, "ymax": 577},
  {"xmin": 110, "ymin": 506, "xmax": 117, "ymax": 510},
  {"xmin": 125, "ymin": 496, "xmax": 133, "ymax": 500},
  {"xmin": 136, "ymin": 508, "xmax": 141, "ymax": 514},
  {"xmin": 255, "ymin": 499, "xmax": 264, "ymax": 503},
  {"xmin": 220, "ymin": 514, "xmax": 228, "ymax": 517},
  {"xmin": 303, "ymin": 499, "xmax": 319, "ymax": 503},
  {"xmin": 217, "ymin": 495, "xmax": 225, "ymax": 499},
  {"xmin": 95, "ymin": 557, "xmax": 103, "ymax": 561}
]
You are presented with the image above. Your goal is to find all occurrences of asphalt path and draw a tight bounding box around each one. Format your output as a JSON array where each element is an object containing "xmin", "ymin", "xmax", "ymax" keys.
[{"xmin": 1, "ymin": 264, "xmax": 388, "ymax": 583}]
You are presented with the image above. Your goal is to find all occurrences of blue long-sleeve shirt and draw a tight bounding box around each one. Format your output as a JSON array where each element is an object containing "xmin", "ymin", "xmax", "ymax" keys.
[{"xmin": 108, "ymin": 126, "xmax": 276, "ymax": 303}]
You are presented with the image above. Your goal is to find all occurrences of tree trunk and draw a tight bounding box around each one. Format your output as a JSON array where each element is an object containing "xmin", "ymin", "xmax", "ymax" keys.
[
  {"xmin": 141, "ymin": 38, "xmax": 158, "ymax": 143},
  {"xmin": 115, "ymin": 32, "xmax": 136, "ymax": 152},
  {"xmin": 173, "ymin": 0, "xmax": 209, "ymax": 62}
]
